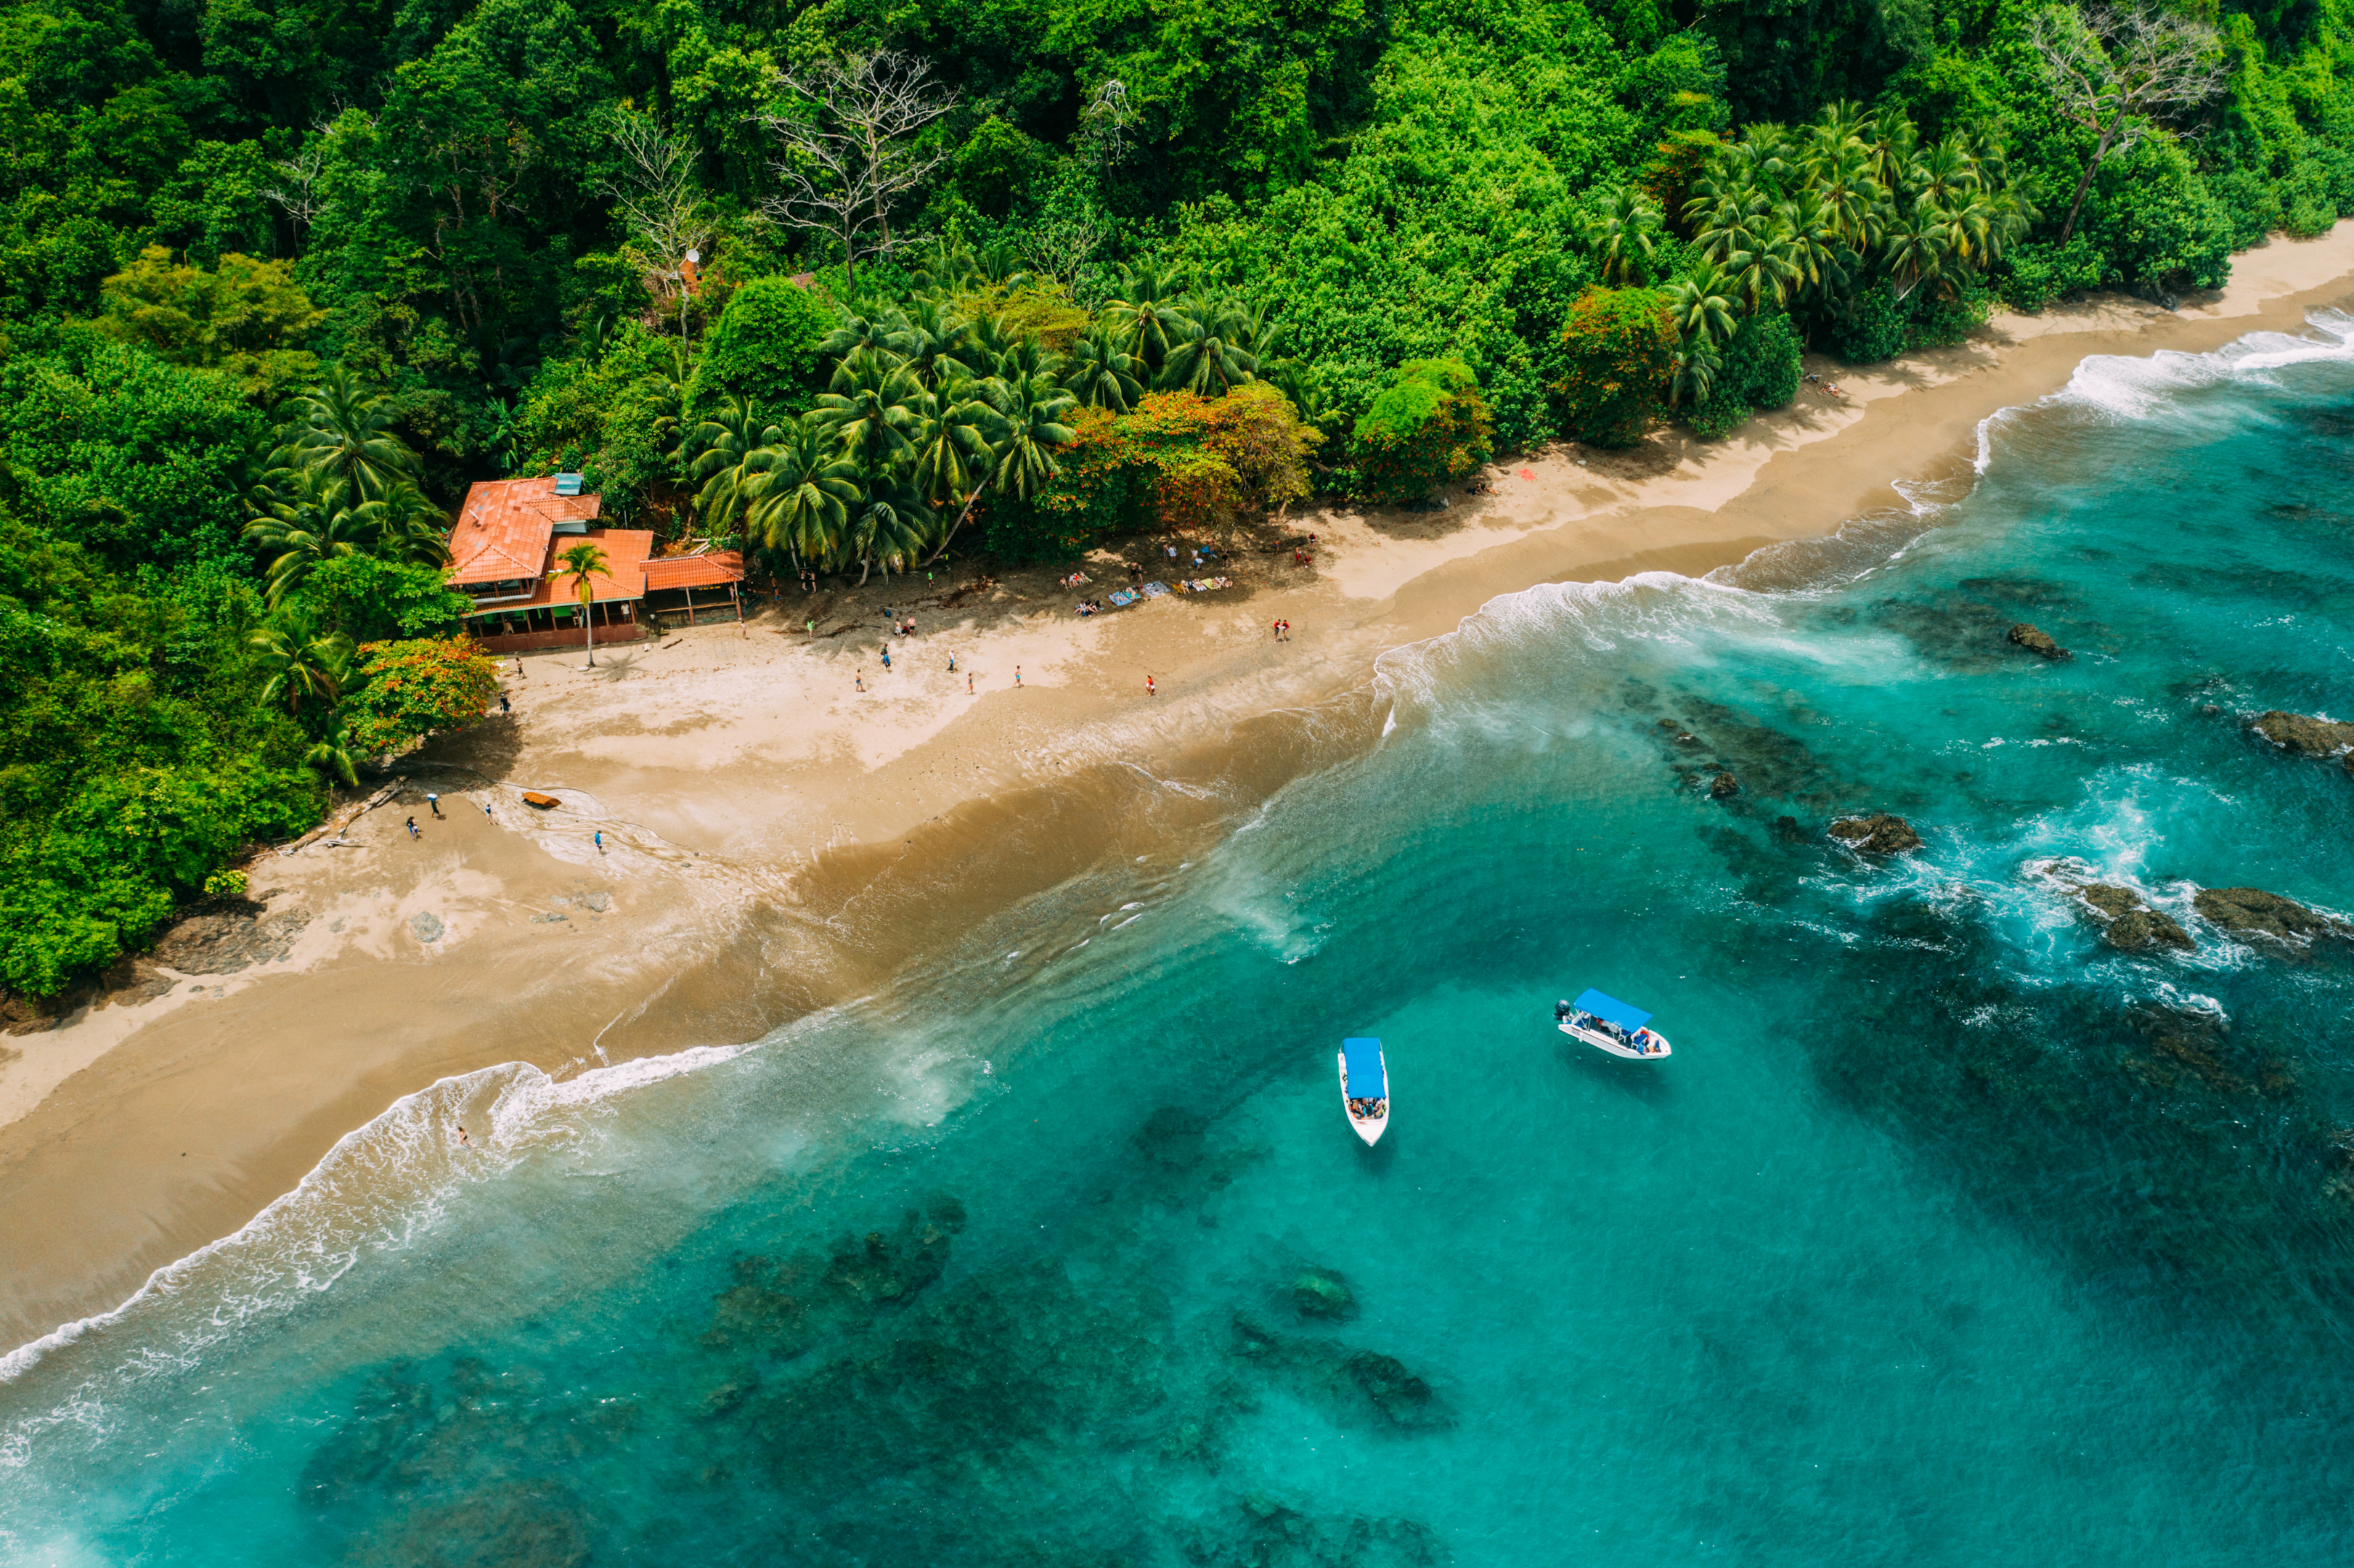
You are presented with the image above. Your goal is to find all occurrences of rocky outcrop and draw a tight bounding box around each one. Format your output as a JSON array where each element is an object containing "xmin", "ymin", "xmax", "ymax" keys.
[
  {"xmin": 1293, "ymin": 1267, "xmax": 1357, "ymax": 1320},
  {"xmin": 2007, "ymin": 623, "xmax": 2068, "ymax": 661},
  {"xmin": 148, "ymin": 907, "xmax": 309, "ymax": 975},
  {"xmin": 1828, "ymin": 813, "xmax": 1923, "ymax": 854},
  {"xmin": 2250, "ymin": 710, "xmax": 2354, "ymax": 760},
  {"xmin": 2076, "ymin": 883, "xmax": 2196, "ymax": 953},
  {"xmin": 1709, "ymin": 772, "xmax": 1740, "ymax": 799},
  {"xmin": 2194, "ymin": 886, "xmax": 2350, "ymax": 946}
]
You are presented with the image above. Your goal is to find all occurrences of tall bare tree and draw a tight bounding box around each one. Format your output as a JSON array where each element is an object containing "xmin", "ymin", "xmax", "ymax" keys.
[
  {"xmin": 750, "ymin": 52, "xmax": 956, "ymax": 287},
  {"xmin": 262, "ymin": 131, "xmax": 331, "ymax": 250},
  {"xmin": 2029, "ymin": 1, "xmax": 2231, "ymax": 245},
  {"xmin": 604, "ymin": 111, "xmax": 713, "ymax": 340}
]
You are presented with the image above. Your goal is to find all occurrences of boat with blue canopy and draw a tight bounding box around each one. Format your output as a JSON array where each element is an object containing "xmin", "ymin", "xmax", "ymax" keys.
[
  {"xmin": 1338, "ymin": 1036, "xmax": 1389, "ymax": 1144},
  {"xmin": 1555, "ymin": 989, "xmax": 1671, "ymax": 1059}
]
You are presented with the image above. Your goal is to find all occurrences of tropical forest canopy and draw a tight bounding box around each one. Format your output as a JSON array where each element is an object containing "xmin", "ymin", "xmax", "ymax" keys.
[{"xmin": 5, "ymin": 0, "xmax": 2354, "ymax": 997}]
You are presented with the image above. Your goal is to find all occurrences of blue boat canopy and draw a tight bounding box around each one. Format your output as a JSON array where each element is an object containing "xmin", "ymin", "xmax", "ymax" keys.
[
  {"xmin": 1573, "ymin": 989, "xmax": 1653, "ymax": 1032},
  {"xmin": 1342, "ymin": 1037, "xmax": 1385, "ymax": 1094}
]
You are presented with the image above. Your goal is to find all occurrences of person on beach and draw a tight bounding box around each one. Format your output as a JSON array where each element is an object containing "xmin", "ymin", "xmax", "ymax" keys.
[
  {"xmin": 457, "ymin": 1125, "xmax": 472, "ymax": 1148},
  {"xmin": 1147, "ymin": 674, "xmax": 1157, "ymax": 697},
  {"xmin": 881, "ymin": 645, "xmax": 891, "ymax": 670},
  {"xmin": 500, "ymin": 694, "xmax": 510, "ymax": 714},
  {"xmin": 427, "ymin": 792, "xmax": 441, "ymax": 818},
  {"xmin": 1015, "ymin": 665, "xmax": 1023, "ymax": 687},
  {"xmin": 968, "ymin": 671, "xmax": 974, "ymax": 695},
  {"xmin": 1272, "ymin": 618, "xmax": 1282, "ymax": 641},
  {"xmin": 484, "ymin": 802, "xmax": 493, "ymax": 818},
  {"xmin": 594, "ymin": 830, "xmax": 603, "ymax": 852},
  {"xmin": 948, "ymin": 653, "xmax": 956, "ymax": 672},
  {"xmin": 856, "ymin": 671, "xmax": 866, "ymax": 691},
  {"xmin": 405, "ymin": 816, "xmax": 419, "ymax": 839}
]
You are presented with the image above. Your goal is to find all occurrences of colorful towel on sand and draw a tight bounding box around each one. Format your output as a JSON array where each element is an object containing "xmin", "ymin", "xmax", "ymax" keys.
[
  {"xmin": 1141, "ymin": 581, "xmax": 1170, "ymax": 598},
  {"xmin": 1175, "ymin": 576, "xmax": 1233, "ymax": 593},
  {"xmin": 1107, "ymin": 588, "xmax": 1139, "ymax": 608}
]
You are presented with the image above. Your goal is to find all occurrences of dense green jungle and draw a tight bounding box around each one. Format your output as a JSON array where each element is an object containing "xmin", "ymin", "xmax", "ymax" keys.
[{"xmin": 3, "ymin": 0, "xmax": 2351, "ymax": 1001}]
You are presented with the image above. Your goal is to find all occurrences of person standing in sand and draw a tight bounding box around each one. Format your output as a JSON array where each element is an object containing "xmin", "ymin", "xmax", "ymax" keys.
[
  {"xmin": 1147, "ymin": 674, "xmax": 1156, "ymax": 697},
  {"xmin": 856, "ymin": 671, "xmax": 866, "ymax": 691},
  {"xmin": 967, "ymin": 671, "xmax": 974, "ymax": 694},
  {"xmin": 1015, "ymin": 665, "xmax": 1022, "ymax": 687},
  {"xmin": 457, "ymin": 1125, "xmax": 473, "ymax": 1148}
]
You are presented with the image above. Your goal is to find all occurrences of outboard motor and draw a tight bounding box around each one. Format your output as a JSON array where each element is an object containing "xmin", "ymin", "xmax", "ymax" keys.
[{"xmin": 1555, "ymin": 998, "xmax": 1572, "ymax": 1022}]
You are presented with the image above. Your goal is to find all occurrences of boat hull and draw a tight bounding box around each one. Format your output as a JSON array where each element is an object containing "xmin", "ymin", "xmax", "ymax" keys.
[
  {"xmin": 1560, "ymin": 1022, "xmax": 1672, "ymax": 1060},
  {"xmin": 1337, "ymin": 1048, "xmax": 1389, "ymax": 1145}
]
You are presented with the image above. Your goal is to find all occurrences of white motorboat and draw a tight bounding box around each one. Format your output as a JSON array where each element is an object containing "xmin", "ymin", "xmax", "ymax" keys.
[
  {"xmin": 1338, "ymin": 1036, "xmax": 1389, "ymax": 1145},
  {"xmin": 1556, "ymin": 989, "xmax": 1671, "ymax": 1060}
]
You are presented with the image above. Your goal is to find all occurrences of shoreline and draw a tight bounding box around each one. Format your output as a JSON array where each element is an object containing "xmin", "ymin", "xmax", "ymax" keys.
[{"xmin": 4, "ymin": 226, "xmax": 2352, "ymax": 1361}]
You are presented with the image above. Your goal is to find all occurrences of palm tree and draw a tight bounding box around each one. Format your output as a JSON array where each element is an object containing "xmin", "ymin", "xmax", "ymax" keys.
[
  {"xmin": 687, "ymin": 396, "xmax": 784, "ymax": 536},
  {"xmin": 745, "ymin": 427, "xmax": 862, "ymax": 568},
  {"xmin": 243, "ymin": 468, "xmax": 370, "ymax": 604},
  {"xmin": 555, "ymin": 541, "xmax": 610, "ymax": 667},
  {"xmin": 813, "ymin": 349, "xmax": 929, "ymax": 473},
  {"xmin": 1721, "ymin": 230, "xmax": 1801, "ymax": 314},
  {"xmin": 818, "ymin": 311, "xmax": 919, "ymax": 364},
  {"xmin": 1666, "ymin": 267, "xmax": 1739, "ymax": 349},
  {"xmin": 1160, "ymin": 301, "xmax": 1260, "ymax": 396},
  {"xmin": 988, "ymin": 372, "xmax": 1078, "ymax": 502},
  {"xmin": 277, "ymin": 364, "xmax": 420, "ymax": 499},
  {"xmin": 1105, "ymin": 266, "xmax": 1194, "ymax": 379},
  {"xmin": 1062, "ymin": 327, "xmax": 1143, "ymax": 411},
  {"xmin": 304, "ymin": 724, "xmax": 360, "ymax": 788},
  {"xmin": 249, "ymin": 613, "xmax": 354, "ymax": 715},
  {"xmin": 1671, "ymin": 339, "xmax": 1725, "ymax": 408},
  {"xmin": 1583, "ymin": 187, "xmax": 1664, "ymax": 286},
  {"xmin": 844, "ymin": 471, "xmax": 933, "ymax": 583},
  {"xmin": 353, "ymin": 480, "xmax": 451, "ymax": 568}
]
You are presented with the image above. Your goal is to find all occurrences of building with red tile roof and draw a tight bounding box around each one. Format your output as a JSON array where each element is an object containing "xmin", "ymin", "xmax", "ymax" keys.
[{"xmin": 445, "ymin": 475, "xmax": 747, "ymax": 653}]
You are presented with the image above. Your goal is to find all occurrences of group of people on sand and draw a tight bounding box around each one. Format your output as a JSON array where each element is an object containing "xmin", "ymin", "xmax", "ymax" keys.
[
  {"xmin": 1271, "ymin": 618, "xmax": 1292, "ymax": 641},
  {"xmin": 1075, "ymin": 599, "xmax": 1104, "ymax": 616},
  {"xmin": 1802, "ymin": 371, "xmax": 1847, "ymax": 398},
  {"xmin": 1346, "ymin": 1095, "xmax": 1387, "ymax": 1119}
]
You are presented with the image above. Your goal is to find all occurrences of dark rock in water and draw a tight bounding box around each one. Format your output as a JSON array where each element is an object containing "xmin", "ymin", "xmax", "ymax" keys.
[
  {"xmin": 2028, "ymin": 860, "xmax": 2194, "ymax": 955},
  {"xmin": 2119, "ymin": 1003, "xmax": 2293, "ymax": 1101},
  {"xmin": 1293, "ymin": 1267, "xmax": 1356, "ymax": 1320},
  {"xmin": 2250, "ymin": 710, "xmax": 2354, "ymax": 760},
  {"xmin": 1772, "ymin": 814, "xmax": 1805, "ymax": 844},
  {"xmin": 1134, "ymin": 1106, "xmax": 1210, "ymax": 1169},
  {"xmin": 2077, "ymin": 884, "xmax": 2196, "ymax": 953},
  {"xmin": 2006, "ymin": 623, "xmax": 2068, "ymax": 660},
  {"xmin": 1828, "ymin": 812, "xmax": 1923, "ymax": 854},
  {"xmin": 2194, "ymin": 886, "xmax": 2350, "ymax": 945},
  {"xmin": 1345, "ymin": 1350, "xmax": 1445, "ymax": 1430},
  {"xmin": 1709, "ymin": 772, "xmax": 1740, "ymax": 799}
]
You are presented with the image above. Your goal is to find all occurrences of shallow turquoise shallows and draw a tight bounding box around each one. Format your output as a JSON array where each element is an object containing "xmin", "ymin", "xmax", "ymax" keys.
[{"xmin": 7, "ymin": 319, "xmax": 2354, "ymax": 1567}]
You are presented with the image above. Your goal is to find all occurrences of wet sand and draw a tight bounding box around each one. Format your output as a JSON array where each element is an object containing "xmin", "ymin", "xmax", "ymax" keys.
[{"xmin": 4, "ymin": 225, "xmax": 2352, "ymax": 1356}]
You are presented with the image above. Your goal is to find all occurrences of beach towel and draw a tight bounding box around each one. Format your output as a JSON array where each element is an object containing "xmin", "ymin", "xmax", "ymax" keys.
[
  {"xmin": 1108, "ymin": 588, "xmax": 1139, "ymax": 608},
  {"xmin": 1141, "ymin": 581, "xmax": 1170, "ymax": 598}
]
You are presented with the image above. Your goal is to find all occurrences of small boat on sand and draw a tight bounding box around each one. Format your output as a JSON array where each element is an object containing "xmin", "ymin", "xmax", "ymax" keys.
[
  {"xmin": 1338, "ymin": 1036, "xmax": 1389, "ymax": 1145},
  {"xmin": 1557, "ymin": 989, "xmax": 1671, "ymax": 1059}
]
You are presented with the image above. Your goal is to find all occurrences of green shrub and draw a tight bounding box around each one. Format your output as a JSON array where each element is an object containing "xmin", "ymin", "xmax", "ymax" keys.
[
  {"xmin": 691, "ymin": 276, "xmax": 836, "ymax": 422},
  {"xmin": 1829, "ymin": 282, "xmax": 1910, "ymax": 363},
  {"xmin": 2000, "ymin": 240, "xmax": 2106, "ymax": 313},
  {"xmin": 1555, "ymin": 287, "xmax": 1675, "ymax": 447},
  {"xmin": 204, "ymin": 869, "xmax": 248, "ymax": 899},
  {"xmin": 1908, "ymin": 283, "xmax": 1992, "ymax": 350},
  {"xmin": 1349, "ymin": 359, "xmax": 1495, "ymax": 503}
]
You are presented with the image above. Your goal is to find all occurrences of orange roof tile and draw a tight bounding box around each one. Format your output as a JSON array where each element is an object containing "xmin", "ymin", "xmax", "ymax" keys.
[
  {"xmin": 465, "ymin": 528, "xmax": 653, "ymax": 612},
  {"xmin": 643, "ymin": 551, "xmax": 746, "ymax": 590},
  {"xmin": 447, "ymin": 478, "xmax": 604, "ymax": 587}
]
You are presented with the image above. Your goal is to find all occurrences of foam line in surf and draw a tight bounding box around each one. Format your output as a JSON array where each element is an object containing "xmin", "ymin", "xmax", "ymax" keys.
[{"xmin": 0, "ymin": 1040, "xmax": 751, "ymax": 1454}]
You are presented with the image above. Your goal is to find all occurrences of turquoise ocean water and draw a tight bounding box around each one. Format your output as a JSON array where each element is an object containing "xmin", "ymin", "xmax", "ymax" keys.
[{"xmin": 5, "ymin": 317, "xmax": 2354, "ymax": 1565}]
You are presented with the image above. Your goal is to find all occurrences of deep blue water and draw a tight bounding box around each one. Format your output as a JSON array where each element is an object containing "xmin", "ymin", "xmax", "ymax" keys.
[{"xmin": 6, "ymin": 319, "xmax": 2354, "ymax": 1566}]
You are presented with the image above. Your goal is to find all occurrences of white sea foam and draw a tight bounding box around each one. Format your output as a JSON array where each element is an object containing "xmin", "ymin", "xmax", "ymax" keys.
[
  {"xmin": 2040, "ymin": 309, "xmax": 2354, "ymax": 422},
  {"xmin": 0, "ymin": 1040, "xmax": 750, "ymax": 1463}
]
